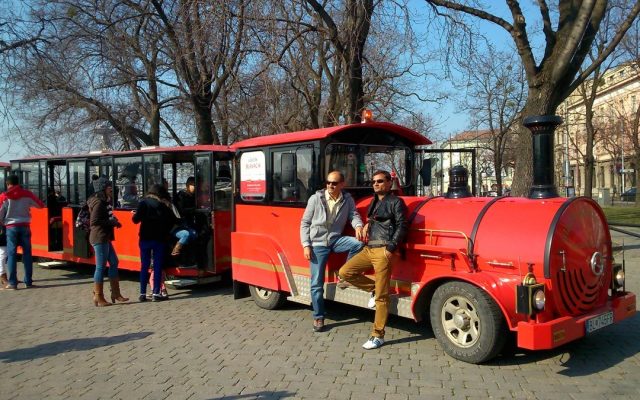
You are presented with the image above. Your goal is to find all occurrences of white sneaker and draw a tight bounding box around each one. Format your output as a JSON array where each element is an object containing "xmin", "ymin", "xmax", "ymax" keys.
[
  {"xmin": 362, "ymin": 336, "xmax": 384, "ymax": 349},
  {"xmin": 367, "ymin": 292, "xmax": 376, "ymax": 309}
]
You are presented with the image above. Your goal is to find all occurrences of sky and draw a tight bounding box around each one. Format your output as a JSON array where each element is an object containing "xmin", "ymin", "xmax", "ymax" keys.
[{"xmin": 0, "ymin": 1, "xmax": 535, "ymax": 163}]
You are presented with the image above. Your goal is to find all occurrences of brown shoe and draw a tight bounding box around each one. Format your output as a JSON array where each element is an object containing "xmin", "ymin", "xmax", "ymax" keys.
[
  {"xmin": 0, "ymin": 273, "xmax": 7, "ymax": 286},
  {"xmin": 171, "ymin": 243, "xmax": 183, "ymax": 256},
  {"xmin": 313, "ymin": 318, "xmax": 325, "ymax": 333}
]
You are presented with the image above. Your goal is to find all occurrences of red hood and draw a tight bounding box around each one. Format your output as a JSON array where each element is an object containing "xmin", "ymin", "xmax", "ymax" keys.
[{"xmin": 2, "ymin": 185, "xmax": 35, "ymax": 200}]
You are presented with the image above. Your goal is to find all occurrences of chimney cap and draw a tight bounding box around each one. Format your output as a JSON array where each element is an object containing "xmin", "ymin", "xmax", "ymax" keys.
[{"xmin": 523, "ymin": 115, "xmax": 563, "ymax": 127}]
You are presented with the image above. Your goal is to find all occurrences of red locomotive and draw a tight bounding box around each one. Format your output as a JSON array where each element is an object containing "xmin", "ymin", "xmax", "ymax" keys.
[{"xmin": 231, "ymin": 115, "xmax": 635, "ymax": 363}]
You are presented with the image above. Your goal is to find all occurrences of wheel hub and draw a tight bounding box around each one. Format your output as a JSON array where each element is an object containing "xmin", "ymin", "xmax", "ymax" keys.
[{"xmin": 453, "ymin": 311, "xmax": 470, "ymax": 330}]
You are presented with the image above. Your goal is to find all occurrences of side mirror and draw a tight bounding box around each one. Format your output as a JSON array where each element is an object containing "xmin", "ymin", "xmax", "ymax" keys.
[
  {"xmin": 281, "ymin": 153, "xmax": 297, "ymax": 186},
  {"xmin": 420, "ymin": 159, "xmax": 432, "ymax": 186}
]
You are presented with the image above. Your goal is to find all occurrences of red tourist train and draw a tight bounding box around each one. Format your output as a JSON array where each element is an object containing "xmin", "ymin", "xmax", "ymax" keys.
[
  {"xmin": 5, "ymin": 115, "xmax": 635, "ymax": 363},
  {"xmin": 8, "ymin": 146, "xmax": 234, "ymax": 285}
]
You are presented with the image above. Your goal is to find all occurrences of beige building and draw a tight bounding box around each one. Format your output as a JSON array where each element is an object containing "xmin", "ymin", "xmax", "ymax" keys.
[{"xmin": 557, "ymin": 63, "xmax": 639, "ymax": 199}]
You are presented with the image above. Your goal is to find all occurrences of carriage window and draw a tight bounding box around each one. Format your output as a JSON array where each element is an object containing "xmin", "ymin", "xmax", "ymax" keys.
[
  {"xmin": 68, "ymin": 161, "xmax": 87, "ymax": 205},
  {"xmin": 18, "ymin": 162, "xmax": 43, "ymax": 200},
  {"xmin": 50, "ymin": 164, "xmax": 68, "ymax": 204},
  {"xmin": 325, "ymin": 144, "xmax": 409, "ymax": 187},
  {"xmin": 272, "ymin": 146, "xmax": 313, "ymax": 203},
  {"xmin": 114, "ymin": 156, "xmax": 142, "ymax": 208},
  {"xmin": 214, "ymin": 160, "xmax": 232, "ymax": 210},
  {"xmin": 239, "ymin": 151, "xmax": 266, "ymax": 202},
  {"xmin": 143, "ymin": 154, "xmax": 163, "ymax": 191},
  {"xmin": 195, "ymin": 155, "xmax": 212, "ymax": 209}
]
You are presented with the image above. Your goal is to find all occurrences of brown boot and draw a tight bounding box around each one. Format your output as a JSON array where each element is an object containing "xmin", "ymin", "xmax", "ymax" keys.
[
  {"xmin": 171, "ymin": 242, "xmax": 183, "ymax": 256},
  {"xmin": 109, "ymin": 278, "xmax": 129, "ymax": 303},
  {"xmin": 93, "ymin": 282, "xmax": 112, "ymax": 307},
  {"xmin": 0, "ymin": 273, "xmax": 7, "ymax": 287}
]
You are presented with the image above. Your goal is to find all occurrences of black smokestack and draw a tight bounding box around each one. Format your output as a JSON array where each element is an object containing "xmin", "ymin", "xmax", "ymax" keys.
[
  {"xmin": 445, "ymin": 165, "xmax": 472, "ymax": 199},
  {"xmin": 523, "ymin": 115, "xmax": 563, "ymax": 199}
]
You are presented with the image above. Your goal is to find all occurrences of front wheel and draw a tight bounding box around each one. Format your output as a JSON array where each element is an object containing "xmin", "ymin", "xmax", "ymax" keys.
[
  {"xmin": 248, "ymin": 285, "xmax": 286, "ymax": 310},
  {"xmin": 430, "ymin": 281, "xmax": 506, "ymax": 364}
]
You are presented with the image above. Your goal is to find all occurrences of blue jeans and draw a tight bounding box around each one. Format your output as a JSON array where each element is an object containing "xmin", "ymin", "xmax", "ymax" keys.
[
  {"xmin": 139, "ymin": 240, "xmax": 165, "ymax": 295},
  {"xmin": 310, "ymin": 236, "xmax": 363, "ymax": 319},
  {"xmin": 174, "ymin": 227, "xmax": 196, "ymax": 246},
  {"xmin": 92, "ymin": 242, "xmax": 119, "ymax": 282},
  {"xmin": 6, "ymin": 226, "xmax": 33, "ymax": 287}
]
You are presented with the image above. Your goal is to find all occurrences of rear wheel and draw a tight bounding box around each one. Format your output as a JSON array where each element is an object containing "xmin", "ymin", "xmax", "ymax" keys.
[
  {"xmin": 249, "ymin": 285, "xmax": 286, "ymax": 310},
  {"xmin": 430, "ymin": 281, "xmax": 506, "ymax": 364}
]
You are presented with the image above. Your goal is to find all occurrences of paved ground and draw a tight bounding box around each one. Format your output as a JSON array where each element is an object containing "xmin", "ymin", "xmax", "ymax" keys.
[{"xmin": 1, "ymin": 228, "xmax": 640, "ymax": 400}]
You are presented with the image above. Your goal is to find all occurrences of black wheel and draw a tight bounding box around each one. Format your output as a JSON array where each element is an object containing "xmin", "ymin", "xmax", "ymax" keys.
[
  {"xmin": 430, "ymin": 281, "xmax": 506, "ymax": 364},
  {"xmin": 248, "ymin": 285, "xmax": 286, "ymax": 310}
]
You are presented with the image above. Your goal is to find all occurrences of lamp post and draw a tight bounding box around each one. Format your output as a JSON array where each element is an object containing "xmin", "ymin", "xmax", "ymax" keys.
[
  {"xmin": 619, "ymin": 119, "xmax": 625, "ymax": 195},
  {"xmin": 562, "ymin": 124, "xmax": 576, "ymax": 197}
]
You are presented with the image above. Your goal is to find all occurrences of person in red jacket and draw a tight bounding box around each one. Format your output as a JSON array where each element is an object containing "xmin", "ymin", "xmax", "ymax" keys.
[{"xmin": 0, "ymin": 175, "xmax": 45, "ymax": 289}]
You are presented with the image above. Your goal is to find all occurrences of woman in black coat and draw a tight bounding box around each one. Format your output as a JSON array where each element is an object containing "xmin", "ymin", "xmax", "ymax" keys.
[{"xmin": 132, "ymin": 184, "xmax": 177, "ymax": 302}]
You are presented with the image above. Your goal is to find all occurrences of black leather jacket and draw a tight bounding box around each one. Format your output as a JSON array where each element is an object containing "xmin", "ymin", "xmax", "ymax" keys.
[{"xmin": 365, "ymin": 193, "xmax": 407, "ymax": 252}]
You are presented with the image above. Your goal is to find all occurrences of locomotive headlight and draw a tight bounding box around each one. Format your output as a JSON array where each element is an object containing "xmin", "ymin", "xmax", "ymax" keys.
[
  {"xmin": 516, "ymin": 278, "xmax": 545, "ymax": 315},
  {"xmin": 533, "ymin": 288, "xmax": 546, "ymax": 311},
  {"xmin": 612, "ymin": 263, "xmax": 625, "ymax": 291}
]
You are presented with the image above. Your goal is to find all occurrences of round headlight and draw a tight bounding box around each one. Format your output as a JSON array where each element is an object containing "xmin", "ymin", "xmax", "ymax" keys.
[
  {"xmin": 533, "ymin": 289, "xmax": 546, "ymax": 311},
  {"xmin": 615, "ymin": 269, "xmax": 625, "ymax": 287}
]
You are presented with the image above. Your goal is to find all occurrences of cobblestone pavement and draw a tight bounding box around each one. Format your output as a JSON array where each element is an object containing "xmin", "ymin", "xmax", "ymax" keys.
[{"xmin": 1, "ymin": 229, "xmax": 640, "ymax": 400}]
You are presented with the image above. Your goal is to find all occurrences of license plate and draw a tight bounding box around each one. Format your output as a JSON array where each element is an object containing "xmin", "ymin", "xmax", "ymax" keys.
[{"xmin": 585, "ymin": 311, "xmax": 614, "ymax": 334}]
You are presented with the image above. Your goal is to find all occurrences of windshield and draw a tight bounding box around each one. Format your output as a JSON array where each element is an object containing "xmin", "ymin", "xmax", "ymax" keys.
[{"xmin": 325, "ymin": 143, "xmax": 410, "ymax": 188}]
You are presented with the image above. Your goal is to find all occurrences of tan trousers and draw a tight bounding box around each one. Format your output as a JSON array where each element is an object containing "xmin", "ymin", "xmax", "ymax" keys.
[{"xmin": 338, "ymin": 246, "xmax": 393, "ymax": 338}]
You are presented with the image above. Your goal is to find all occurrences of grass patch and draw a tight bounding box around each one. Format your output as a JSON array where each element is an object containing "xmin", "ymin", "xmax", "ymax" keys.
[{"xmin": 602, "ymin": 206, "xmax": 640, "ymax": 226}]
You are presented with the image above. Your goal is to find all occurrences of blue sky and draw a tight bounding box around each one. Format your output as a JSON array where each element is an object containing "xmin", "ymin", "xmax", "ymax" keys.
[{"xmin": 0, "ymin": 1, "xmax": 532, "ymax": 162}]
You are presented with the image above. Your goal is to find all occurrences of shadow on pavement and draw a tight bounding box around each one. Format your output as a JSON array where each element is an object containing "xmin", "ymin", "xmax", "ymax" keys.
[
  {"xmin": 488, "ymin": 313, "xmax": 640, "ymax": 372},
  {"xmin": 0, "ymin": 331, "xmax": 153, "ymax": 363}
]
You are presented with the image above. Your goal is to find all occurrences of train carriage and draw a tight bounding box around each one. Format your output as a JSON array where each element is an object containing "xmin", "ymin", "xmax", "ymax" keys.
[
  {"xmin": 10, "ymin": 146, "xmax": 234, "ymax": 284},
  {"xmin": 230, "ymin": 115, "xmax": 636, "ymax": 363}
]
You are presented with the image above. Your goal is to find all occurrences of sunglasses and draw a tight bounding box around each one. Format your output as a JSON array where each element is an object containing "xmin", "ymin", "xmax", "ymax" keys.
[
  {"xmin": 326, "ymin": 181, "xmax": 341, "ymax": 186},
  {"xmin": 373, "ymin": 179, "xmax": 387, "ymax": 184}
]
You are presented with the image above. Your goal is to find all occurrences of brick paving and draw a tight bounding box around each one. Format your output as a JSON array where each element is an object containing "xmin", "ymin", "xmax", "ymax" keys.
[{"xmin": 1, "ymin": 228, "xmax": 640, "ymax": 400}]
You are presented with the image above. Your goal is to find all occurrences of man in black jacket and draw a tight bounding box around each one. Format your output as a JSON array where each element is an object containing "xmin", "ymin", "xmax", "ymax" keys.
[{"xmin": 338, "ymin": 170, "xmax": 407, "ymax": 349}]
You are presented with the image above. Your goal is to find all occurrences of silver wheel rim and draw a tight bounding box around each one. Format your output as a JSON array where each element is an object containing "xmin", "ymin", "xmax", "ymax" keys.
[
  {"xmin": 254, "ymin": 287, "xmax": 272, "ymax": 300},
  {"xmin": 441, "ymin": 295, "xmax": 480, "ymax": 348}
]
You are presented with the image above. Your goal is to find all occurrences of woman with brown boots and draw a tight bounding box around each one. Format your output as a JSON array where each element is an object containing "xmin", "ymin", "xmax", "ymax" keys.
[{"xmin": 88, "ymin": 177, "xmax": 129, "ymax": 306}]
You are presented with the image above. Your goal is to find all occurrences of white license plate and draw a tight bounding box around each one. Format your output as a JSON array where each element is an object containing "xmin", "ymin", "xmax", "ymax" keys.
[{"xmin": 585, "ymin": 311, "xmax": 614, "ymax": 334}]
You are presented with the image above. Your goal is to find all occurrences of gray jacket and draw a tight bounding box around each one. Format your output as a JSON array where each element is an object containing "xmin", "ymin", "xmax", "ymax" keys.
[
  {"xmin": 0, "ymin": 185, "xmax": 45, "ymax": 227},
  {"xmin": 300, "ymin": 189, "xmax": 363, "ymax": 248}
]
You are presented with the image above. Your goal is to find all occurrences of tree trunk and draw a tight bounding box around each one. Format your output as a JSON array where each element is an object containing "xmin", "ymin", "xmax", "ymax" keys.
[
  {"xmin": 494, "ymin": 152, "xmax": 503, "ymax": 196},
  {"xmin": 193, "ymin": 96, "xmax": 214, "ymax": 144}
]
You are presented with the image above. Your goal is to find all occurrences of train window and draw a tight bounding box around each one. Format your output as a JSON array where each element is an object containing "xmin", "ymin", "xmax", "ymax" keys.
[
  {"xmin": 272, "ymin": 146, "xmax": 313, "ymax": 204},
  {"xmin": 214, "ymin": 160, "xmax": 232, "ymax": 210},
  {"xmin": 325, "ymin": 144, "xmax": 410, "ymax": 188},
  {"xmin": 68, "ymin": 161, "xmax": 88, "ymax": 205},
  {"xmin": 49, "ymin": 164, "xmax": 68, "ymax": 204},
  {"xmin": 239, "ymin": 151, "xmax": 266, "ymax": 202},
  {"xmin": 18, "ymin": 162, "xmax": 43, "ymax": 200},
  {"xmin": 114, "ymin": 156, "xmax": 142, "ymax": 208},
  {"xmin": 143, "ymin": 154, "xmax": 163, "ymax": 191},
  {"xmin": 195, "ymin": 155, "xmax": 212, "ymax": 209}
]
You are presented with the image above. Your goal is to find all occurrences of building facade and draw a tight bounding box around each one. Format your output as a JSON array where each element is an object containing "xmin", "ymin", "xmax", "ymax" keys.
[{"xmin": 557, "ymin": 63, "xmax": 639, "ymax": 200}]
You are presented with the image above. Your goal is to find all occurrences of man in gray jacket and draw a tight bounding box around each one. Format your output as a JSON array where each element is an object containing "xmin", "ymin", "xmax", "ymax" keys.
[
  {"xmin": 0, "ymin": 175, "xmax": 45, "ymax": 289},
  {"xmin": 300, "ymin": 170, "xmax": 364, "ymax": 332}
]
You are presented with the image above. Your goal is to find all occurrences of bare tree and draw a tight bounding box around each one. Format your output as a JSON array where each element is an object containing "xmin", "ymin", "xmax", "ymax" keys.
[
  {"xmin": 424, "ymin": 0, "xmax": 640, "ymax": 196},
  {"xmin": 151, "ymin": 0, "xmax": 248, "ymax": 145},
  {"xmin": 455, "ymin": 45, "xmax": 526, "ymax": 195}
]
